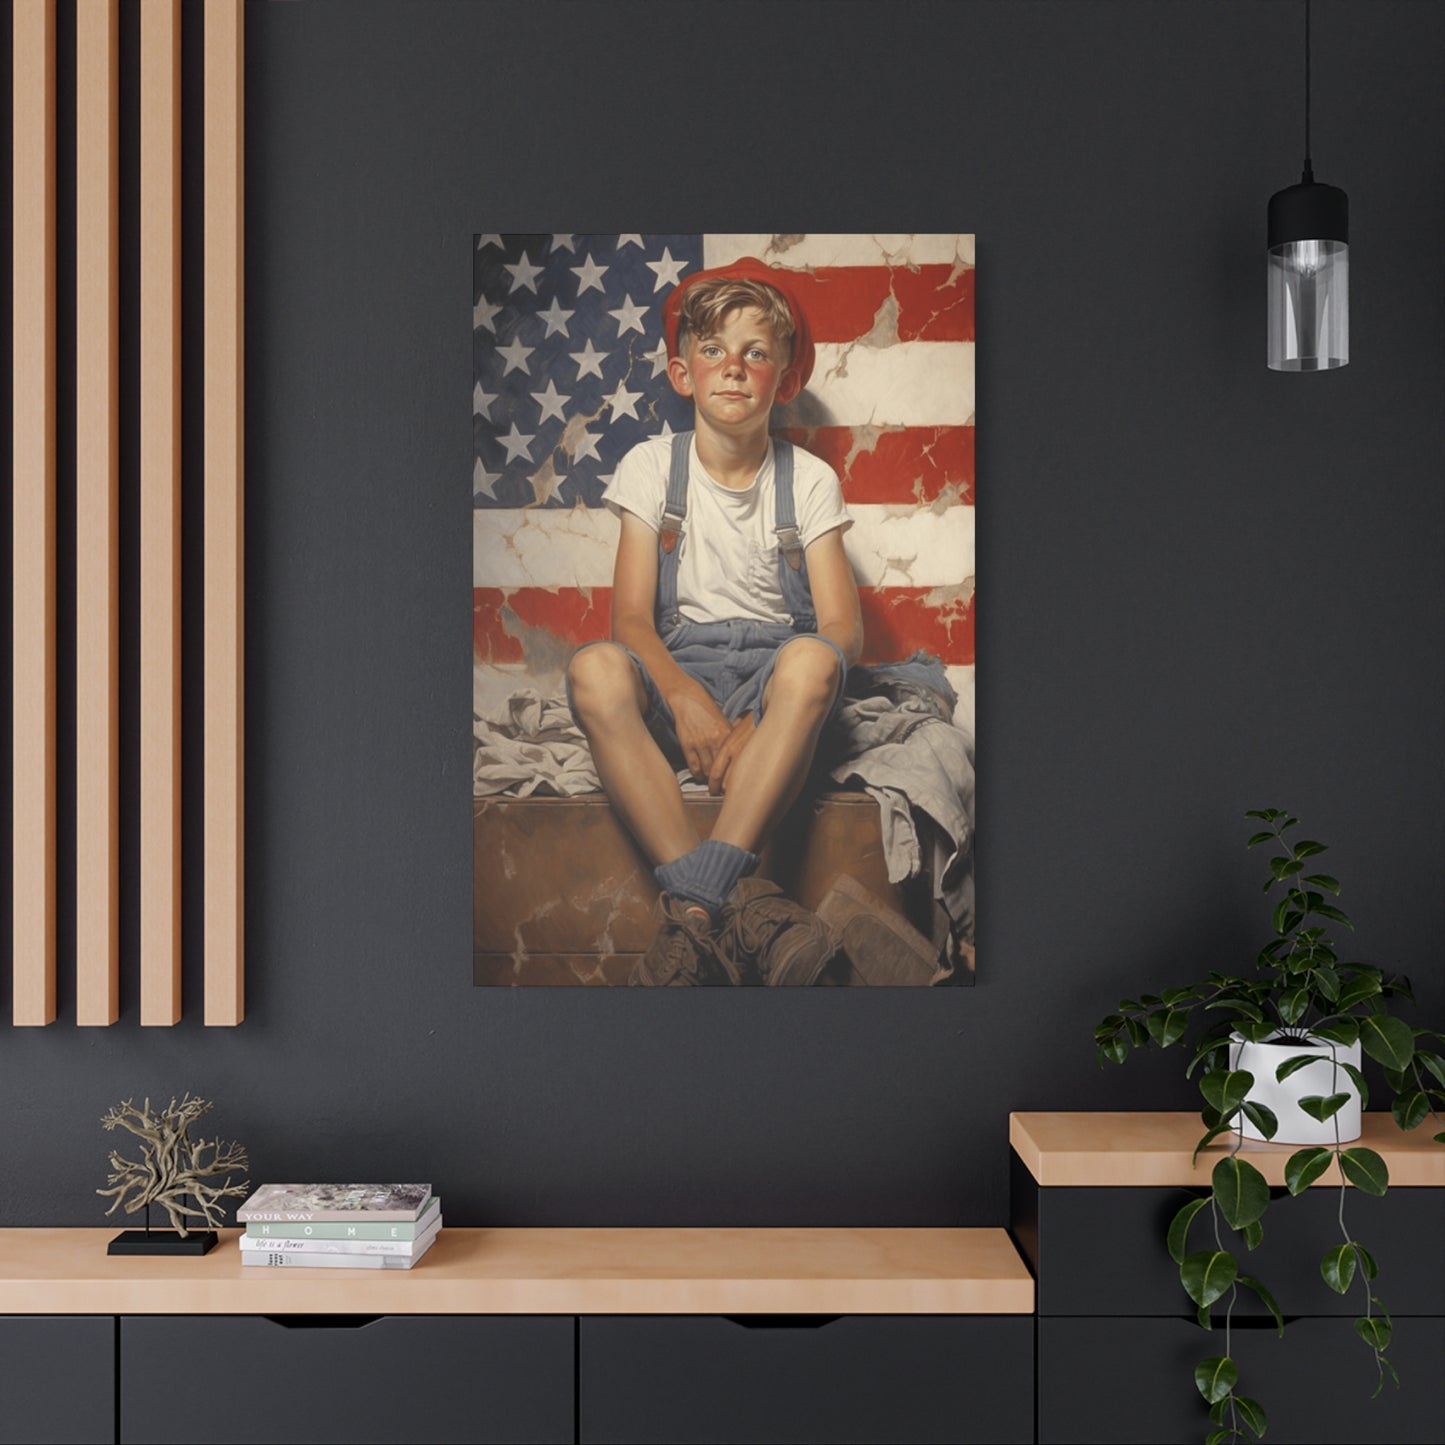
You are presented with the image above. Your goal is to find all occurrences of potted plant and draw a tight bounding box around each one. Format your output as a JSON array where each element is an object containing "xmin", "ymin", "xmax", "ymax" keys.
[{"xmin": 1094, "ymin": 809, "xmax": 1445, "ymax": 1445}]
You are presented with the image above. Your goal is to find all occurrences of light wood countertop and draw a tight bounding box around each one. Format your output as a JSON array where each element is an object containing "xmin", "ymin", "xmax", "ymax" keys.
[
  {"xmin": 0, "ymin": 1227, "xmax": 1034, "ymax": 1316},
  {"xmin": 1011, "ymin": 1111, "xmax": 1445, "ymax": 1188}
]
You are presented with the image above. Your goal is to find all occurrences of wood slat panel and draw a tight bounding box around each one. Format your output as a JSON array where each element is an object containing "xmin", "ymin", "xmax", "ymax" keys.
[
  {"xmin": 12, "ymin": 0, "xmax": 58, "ymax": 1026},
  {"xmin": 204, "ymin": 0, "xmax": 244, "ymax": 1025},
  {"xmin": 75, "ymin": 0, "xmax": 120, "ymax": 1026},
  {"xmin": 139, "ymin": 0, "xmax": 182, "ymax": 1024}
]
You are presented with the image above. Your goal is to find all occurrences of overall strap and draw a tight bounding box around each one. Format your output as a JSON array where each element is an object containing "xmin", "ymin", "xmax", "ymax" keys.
[
  {"xmin": 771, "ymin": 440, "xmax": 817, "ymax": 631},
  {"xmin": 654, "ymin": 431, "xmax": 692, "ymax": 632}
]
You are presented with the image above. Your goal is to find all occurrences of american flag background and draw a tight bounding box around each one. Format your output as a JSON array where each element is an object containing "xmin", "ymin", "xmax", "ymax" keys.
[{"xmin": 473, "ymin": 234, "xmax": 975, "ymax": 735}]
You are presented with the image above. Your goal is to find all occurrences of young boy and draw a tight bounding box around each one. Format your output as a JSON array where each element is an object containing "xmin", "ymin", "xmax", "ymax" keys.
[{"xmin": 566, "ymin": 257, "xmax": 863, "ymax": 986}]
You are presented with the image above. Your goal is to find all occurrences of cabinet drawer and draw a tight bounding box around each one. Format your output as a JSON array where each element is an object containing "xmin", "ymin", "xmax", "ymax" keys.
[
  {"xmin": 1012, "ymin": 1154, "xmax": 1445, "ymax": 1316},
  {"xmin": 0, "ymin": 1317, "xmax": 114, "ymax": 1445},
  {"xmin": 1039, "ymin": 1315, "xmax": 1445, "ymax": 1444},
  {"xmin": 119, "ymin": 1316, "xmax": 571, "ymax": 1444},
  {"xmin": 579, "ymin": 1315, "xmax": 1032, "ymax": 1444}
]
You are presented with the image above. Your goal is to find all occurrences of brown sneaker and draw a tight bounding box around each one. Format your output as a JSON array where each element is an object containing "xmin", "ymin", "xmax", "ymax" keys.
[
  {"xmin": 719, "ymin": 878, "xmax": 845, "ymax": 987},
  {"xmin": 630, "ymin": 894, "xmax": 740, "ymax": 987},
  {"xmin": 816, "ymin": 874, "xmax": 940, "ymax": 987}
]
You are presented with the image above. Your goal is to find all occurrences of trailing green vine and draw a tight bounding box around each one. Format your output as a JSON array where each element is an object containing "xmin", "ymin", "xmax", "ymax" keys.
[{"xmin": 1094, "ymin": 809, "xmax": 1445, "ymax": 1443}]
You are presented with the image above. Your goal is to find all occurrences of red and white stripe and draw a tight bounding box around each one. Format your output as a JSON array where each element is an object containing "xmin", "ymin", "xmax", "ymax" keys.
[{"xmin": 474, "ymin": 233, "xmax": 975, "ymax": 733}]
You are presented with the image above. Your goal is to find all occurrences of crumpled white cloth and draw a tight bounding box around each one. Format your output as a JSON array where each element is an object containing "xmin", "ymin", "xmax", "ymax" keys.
[
  {"xmin": 473, "ymin": 690, "xmax": 706, "ymax": 797},
  {"xmin": 473, "ymin": 692, "xmax": 600, "ymax": 797}
]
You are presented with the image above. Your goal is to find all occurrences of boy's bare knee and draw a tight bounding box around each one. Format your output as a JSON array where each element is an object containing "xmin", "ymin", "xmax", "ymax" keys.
[
  {"xmin": 770, "ymin": 638, "xmax": 842, "ymax": 711},
  {"xmin": 568, "ymin": 644, "xmax": 644, "ymax": 720}
]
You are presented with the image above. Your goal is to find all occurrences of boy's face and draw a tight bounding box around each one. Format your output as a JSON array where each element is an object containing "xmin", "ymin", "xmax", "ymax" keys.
[{"xmin": 667, "ymin": 306, "xmax": 799, "ymax": 430}]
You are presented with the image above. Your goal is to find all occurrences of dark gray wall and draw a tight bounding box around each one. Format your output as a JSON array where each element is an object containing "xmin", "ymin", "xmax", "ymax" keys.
[{"xmin": 3, "ymin": 0, "xmax": 1441, "ymax": 1228}]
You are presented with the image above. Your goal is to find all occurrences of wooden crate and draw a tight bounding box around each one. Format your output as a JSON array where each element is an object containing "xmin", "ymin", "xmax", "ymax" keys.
[{"xmin": 473, "ymin": 791, "xmax": 929, "ymax": 986}]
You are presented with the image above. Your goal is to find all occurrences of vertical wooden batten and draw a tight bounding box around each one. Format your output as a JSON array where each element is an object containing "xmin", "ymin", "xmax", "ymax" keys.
[
  {"xmin": 75, "ymin": 0, "xmax": 121, "ymax": 1026},
  {"xmin": 204, "ymin": 0, "xmax": 245, "ymax": 1024},
  {"xmin": 12, "ymin": 1, "xmax": 58, "ymax": 1027},
  {"xmin": 139, "ymin": 0, "xmax": 182, "ymax": 1024}
]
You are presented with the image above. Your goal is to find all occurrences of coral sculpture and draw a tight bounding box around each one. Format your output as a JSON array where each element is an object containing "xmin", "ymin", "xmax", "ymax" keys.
[{"xmin": 97, "ymin": 1095, "xmax": 250, "ymax": 1237}]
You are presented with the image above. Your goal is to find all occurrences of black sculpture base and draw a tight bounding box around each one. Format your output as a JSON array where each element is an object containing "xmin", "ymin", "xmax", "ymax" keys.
[{"xmin": 108, "ymin": 1230, "xmax": 218, "ymax": 1256}]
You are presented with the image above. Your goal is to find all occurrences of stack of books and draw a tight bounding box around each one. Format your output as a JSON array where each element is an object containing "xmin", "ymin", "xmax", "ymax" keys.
[{"xmin": 236, "ymin": 1184, "xmax": 441, "ymax": 1269}]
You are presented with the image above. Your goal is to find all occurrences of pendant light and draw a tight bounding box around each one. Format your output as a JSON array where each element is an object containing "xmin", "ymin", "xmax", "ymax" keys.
[{"xmin": 1267, "ymin": 0, "xmax": 1348, "ymax": 371}]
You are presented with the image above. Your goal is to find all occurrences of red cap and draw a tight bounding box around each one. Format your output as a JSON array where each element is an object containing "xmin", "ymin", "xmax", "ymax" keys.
[{"xmin": 662, "ymin": 256, "xmax": 815, "ymax": 400}]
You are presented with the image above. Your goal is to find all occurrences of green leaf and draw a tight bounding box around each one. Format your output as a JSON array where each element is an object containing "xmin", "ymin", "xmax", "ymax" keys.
[
  {"xmin": 1292, "ymin": 839, "xmax": 1327, "ymax": 858},
  {"xmin": 1416, "ymin": 1050, "xmax": 1445, "ymax": 1089},
  {"xmin": 1276, "ymin": 987, "xmax": 1309, "ymax": 1025},
  {"xmin": 1355, "ymin": 1315, "xmax": 1392, "ymax": 1351},
  {"xmin": 1139, "ymin": 993, "xmax": 1164, "ymax": 1007},
  {"xmin": 1124, "ymin": 1017, "xmax": 1148, "ymax": 1047},
  {"xmin": 1205, "ymin": 995, "xmax": 1265, "ymax": 1023},
  {"xmin": 1233, "ymin": 1395, "xmax": 1268, "ymax": 1439},
  {"xmin": 1382, "ymin": 1065, "xmax": 1410, "ymax": 1091},
  {"xmin": 1275, "ymin": 1053, "xmax": 1324, "ymax": 1083},
  {"xmin": 1339, "ymin": 1147, "xmax": 1389, "ymax": 1196},
  {"xmin": 1284, "ymin": 1146, "xmax": 1334, "ymax": 1194},
  {"xmin": 1245, "ymin": 830, "xmax": 1274, "ymax": 847},
  {"xmin": 1339, "ymin": 1061, "xmax": 1371, "ymax": 1110},
  {"xmin": 1208, "ymin": 1398, "xmax": 1229, "ymax": 1425},
  {"xmin": 1322, "ymin": 1242, "xmax": 1357, "ymax": 1294},
  {"xmin": 1205, "ymin": 1431, "xmax": 1232, "ymax": 1445},
  {"xmin": 1436, "ymin": 1131, "xmax": 1445, "ymax": 1145},
  {"xmin": 1240, "ymin": 1101, "xmax": 1278, "ymax": 1141},
  {"xmin": 1146, "ymin": 1009, "xmax": 1187, "ymax": 1048},
  {"xmin": 1185, "ymin": 1033, "xmax": 1230, "ymax": 1079},
  {"xmin": 1167, "ymin": 1196, "xmax": 1210, "ymax": 1264},
  {"xmin": 1200, "ymin": 1068, "xmax": 1254, "ymax": 1116},
  {"xmin": 1194, "ymin": 1355, "xmax": 1237, "ymax": 1404},
  {"xmin": 1312, "ymin": 1018, "xmax": 1359, "ymax": 1046},
  {"xmin": 1234, "ymin": 1019, "xmax": 1281, "ymax": 1045},
  {"xmin": 1237, "ymin": 1273, "xmax": 1284, "ymax": 1335},
  {"xmin": 1197, "ymin": 1301, "xmax": 1212, "ymax": 1330},
  {"xmin": 1240, "ymin": 1217, "xmax": 1264, "ymax": 1251},
  {"xmin": 1315, "ymin": 903, "xmax": 1354, "ymax": 928},
  {"xmin": 1359, "ymin": 1015, "xmax": 1415, "ymax": 1070},
  {"xmin": 1335, "ymin": 973, "xmax": 1382, "ymax": 1010},
  {"xmin": 1271, "ymin": 897, "xmax": 1290, "ymax": 934},
  {"xmin": 1212, "ymin": 1156, "xmax": 1270, "ymax": 1229},
  {"xmin": 1302, "ymin": 872, "xmax": 1341, "ymax": 893},
  {"xmin": 1181, "ymin": 1249, "xmax": 1238, "ymax": 1308},
  {"xmin": 1270, "ymin": 855, "xmax": 1303, "ymax": 880},
  {"xmin": 1093, "ymin": 1014, "xmax": 1124, "ymax": 1042},
  {"xmin": 1351, "ymin": 1243, "xmax": 1379, "ymax": 1281},
  {"xmin": 1310, "ymin": 966, "xmax": 1341, "ymax": 1000},
  {"xmin": 1192, "ymin": 1123, "xmax": 1236, "ymax": 1165},
  {"xmin": 1297, "ymin": 1092, "xmax": 1351, "ymax": 1123},
  {"xmin": 1097, "ymin": 1036, "xmax": 1128, "ymax": 1065},
  {"xmin": 1392, "ymin": 1091, "xmax": 1431, "ymax": 1132}
]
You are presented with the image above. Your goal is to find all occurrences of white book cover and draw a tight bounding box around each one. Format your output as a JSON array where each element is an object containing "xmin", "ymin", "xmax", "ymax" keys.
[
  {"xmin": 241, "ymin": 1232, "xmax": 438, "ymax": 1270},
  {"xmin": 239, "ymin": 1219, "xmax": 442, "ymax": 1257},
  {"xmin": 237, "ymin": 1183, "xmax": 432, "ymax": 1223}
]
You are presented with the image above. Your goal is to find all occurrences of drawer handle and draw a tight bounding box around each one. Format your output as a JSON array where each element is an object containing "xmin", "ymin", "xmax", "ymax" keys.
[
  {"xmin": 723, "ymin": 1315, "xmax": 842, "ymax": 1330},
  {"xmin": 263, "ymin": 1315, "xmax": 384, "ymax": 1330}
]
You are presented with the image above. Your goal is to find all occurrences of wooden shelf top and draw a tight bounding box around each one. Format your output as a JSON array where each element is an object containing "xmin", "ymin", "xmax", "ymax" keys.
[
  {"xmin": 1011, "ymin": 1112, "xmax": 1445, "ymax": 1188},
  {"xmin": 0, "ymin": 1227, "xmax": 1033, "ymax": 1316}
]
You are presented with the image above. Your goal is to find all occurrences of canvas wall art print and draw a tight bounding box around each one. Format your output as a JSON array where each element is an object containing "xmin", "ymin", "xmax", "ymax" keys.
[{"xmin": 473, "ymin": 234, "xmax": 975, "ymax": 987}]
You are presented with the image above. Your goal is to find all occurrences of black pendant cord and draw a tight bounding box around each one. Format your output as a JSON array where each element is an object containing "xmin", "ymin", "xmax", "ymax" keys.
[{"xmin": 1303, "ymin": 0, "xmax": 1313, "ymax": 182}]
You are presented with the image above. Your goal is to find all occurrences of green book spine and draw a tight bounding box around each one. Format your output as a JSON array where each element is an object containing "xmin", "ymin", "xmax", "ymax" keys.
[{"xmin": 245, "ymin": 1200, "xmax": 440, "ymax": 1241}]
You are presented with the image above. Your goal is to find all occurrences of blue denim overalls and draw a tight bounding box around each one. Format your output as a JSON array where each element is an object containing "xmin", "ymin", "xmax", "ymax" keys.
[{"xmin": 652, "ymin": 431, "xmax": 844, "ymax": 726}]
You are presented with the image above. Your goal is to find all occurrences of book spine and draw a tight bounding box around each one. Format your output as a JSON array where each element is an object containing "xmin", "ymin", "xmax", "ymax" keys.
[
  {"xmin": 245, "ymin": 1205, "xmax": 440, "ymax": 1241},
  {"xmin": 238, "ymin": 1229, "xmax": 438, "ymax": 1257},
  {"xmin": 241, "ymin": 1248, "xmax": 427, "ymax": 1270}
]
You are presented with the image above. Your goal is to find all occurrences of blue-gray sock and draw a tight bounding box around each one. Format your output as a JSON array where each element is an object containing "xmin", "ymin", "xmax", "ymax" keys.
[{"xmin": 655, "ymin": 840, "xmax": 759, "ymax": 918}]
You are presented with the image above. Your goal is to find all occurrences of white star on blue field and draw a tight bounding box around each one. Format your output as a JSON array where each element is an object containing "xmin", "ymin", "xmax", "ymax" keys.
[{"xmin": 472, "ymin": 234, "xmax": 703, "ymax": 508}]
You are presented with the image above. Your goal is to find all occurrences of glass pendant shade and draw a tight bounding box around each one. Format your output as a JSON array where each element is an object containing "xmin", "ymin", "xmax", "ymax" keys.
[{"xmin": 1267, "ymin": 179, "xmax": 1349, "ymax": 371}]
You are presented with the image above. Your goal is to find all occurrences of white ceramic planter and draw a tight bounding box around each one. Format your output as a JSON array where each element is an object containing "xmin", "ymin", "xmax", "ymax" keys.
[{"xmin": 1228, "ymin": 1032, "xmax": 1363, "ymax": 1145}]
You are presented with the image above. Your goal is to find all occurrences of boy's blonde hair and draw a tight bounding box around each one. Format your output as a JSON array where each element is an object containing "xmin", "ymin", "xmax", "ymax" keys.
[{"xmin": 674, "ymin": 277, "xmax": 796, "ymax": 363}]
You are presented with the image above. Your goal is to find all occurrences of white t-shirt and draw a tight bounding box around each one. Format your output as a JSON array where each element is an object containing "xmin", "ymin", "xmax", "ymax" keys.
[{"xmin": 604, "ymin": 435, "xmax": 852, "ymax": 625}]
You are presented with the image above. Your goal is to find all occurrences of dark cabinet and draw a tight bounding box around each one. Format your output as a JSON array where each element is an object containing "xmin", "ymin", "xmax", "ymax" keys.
[
  {"xmin": 118, "ymin": 1315, "xmax": 573, "ymax": 1444},
  {"xmin": 578, "ymin": 1315, "xmax": 1033, "ymax": 1444},
  {"xmin": 1013, "ymin": 1150, "xmax": 1445, "ymax": 1445},
  {"xmin": 0, "ymin": 1317, "xmax": 114, "ymax": 1445},
  {"xmin": 1038, "ymin": 1316, "xmax": 1445, "ymax": 1445}
]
